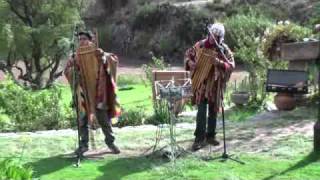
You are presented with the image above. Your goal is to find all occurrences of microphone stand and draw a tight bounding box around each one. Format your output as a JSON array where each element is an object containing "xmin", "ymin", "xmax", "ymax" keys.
[{"xmin": 70, "ymin": 25, "xmax": 82, "ymax": 167}]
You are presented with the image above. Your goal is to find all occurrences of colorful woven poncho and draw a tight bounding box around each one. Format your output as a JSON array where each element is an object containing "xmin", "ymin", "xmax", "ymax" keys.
[{"xmin": 64, "ymin": 44, "xmax": 121, "ymax": 125}]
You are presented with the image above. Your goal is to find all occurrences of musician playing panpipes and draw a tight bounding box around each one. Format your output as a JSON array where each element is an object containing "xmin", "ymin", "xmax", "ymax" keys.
[
  {"xmin": 184, "ymin": 23, "xmax": 235, "ymax": 151},
  {"xmin": 64, "ymin": 31, "xmax": 121, "ymax": 155}
]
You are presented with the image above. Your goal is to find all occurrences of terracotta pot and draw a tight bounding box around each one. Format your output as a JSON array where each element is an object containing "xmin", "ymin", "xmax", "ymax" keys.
[
  {"xmin": 274, "ymin": 93, "xmax": 296, "ymax": 111},
  {"xmin": 231, "ymin": 91, "xmax": 250, "ymax": 106}
]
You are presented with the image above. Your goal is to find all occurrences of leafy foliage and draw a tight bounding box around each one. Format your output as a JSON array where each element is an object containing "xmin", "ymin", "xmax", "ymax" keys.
[
  {"xmin": 117, "ymin": 107, "xmax": 146, "ymax": 127},
  {"xmin": 0, "ymin": 159, "xmax": 33, "ymax": 180},
  {"xmin": 0, "ymin": 77, "xmax": 74, "ymax": 132},
  {"xmin": 141, "ymin": 55, "xmax": 170, "ymax": 125},
  {"xmin": 261, "ymin": 22, "xmax": 312, "ymax": 60},
  {"xmin": 141, "ymin": 55, "xmax": 167, "ymax": 85},
  {"xmin": 145, "ymin": 100, "xmax": 170, "ymax": 125},
  {"xmin": 0, "ymin": 0, "xmax": 82, "ymax": 89}
]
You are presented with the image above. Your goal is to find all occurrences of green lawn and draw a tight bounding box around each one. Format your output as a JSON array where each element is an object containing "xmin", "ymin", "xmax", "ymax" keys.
[
  {"xmin": 0, "ymin": 105, "xmax": 319, "ymax": 180},
  {"xmin": 21, "ymin": 153, "xmax": 319, "ymax": 180},
  {"xmin": 1, "ymin": 133, "xmax": 319, "ymax": 180},
  {"xmin": 118, "ymin": 84, "xmax": 153, "ymax": 113}
]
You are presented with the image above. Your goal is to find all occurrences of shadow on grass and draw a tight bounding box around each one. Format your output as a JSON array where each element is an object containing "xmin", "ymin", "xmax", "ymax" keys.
[
  {"xmin": 262, "ymin": 151, "xmax": 320, "ymax": 180},
  {"xmin": 27, "ymin": 155, "xmax": 74, "ymax": 178},
  {"xmin": 96, "ymin": 155, "xmax": 168, "ymax": 180}
]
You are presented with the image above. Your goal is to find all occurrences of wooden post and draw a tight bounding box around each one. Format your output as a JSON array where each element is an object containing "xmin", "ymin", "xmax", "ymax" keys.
[{"xmin": 314, "ymin": 24, "xmax": 320, "ymax": 152}]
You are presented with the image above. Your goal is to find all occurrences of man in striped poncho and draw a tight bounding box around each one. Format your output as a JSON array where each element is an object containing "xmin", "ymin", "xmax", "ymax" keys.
[
  {"xmin": 184, "ymin": 23, "xmax": 235, "ymax": 151},
  {"xmin": 64, "ymin": 31, "xmax": 121, "ymax": 156}
]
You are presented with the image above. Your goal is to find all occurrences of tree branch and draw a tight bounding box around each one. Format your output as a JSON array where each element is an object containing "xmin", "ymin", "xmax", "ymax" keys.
[
  {"xmin": 6, "ymin": 0, "xmax": 30, "ymax": 25},
  {"xmin": 22, "ymin": 0, "xmax": 33, "ymax": 27}
]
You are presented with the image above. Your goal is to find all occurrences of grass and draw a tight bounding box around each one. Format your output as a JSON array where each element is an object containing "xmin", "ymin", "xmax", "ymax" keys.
[
  {"xmin": 19, "ymin": 153, "xmax": 320, "ymax": 180},
  {"xmin": 0, "ymin": 105, "xmax": 318, "ymax": 180},
  {"xmin": 118, "ymin": 84, "xmax": 153, "ymax": 113},
  {"xmin": 224, "ymin": 106, "xmax": 259, "ymax": 122},
  {"xmin": 0, "ymin": 134, "xmax": 319, "ymax": 180}
]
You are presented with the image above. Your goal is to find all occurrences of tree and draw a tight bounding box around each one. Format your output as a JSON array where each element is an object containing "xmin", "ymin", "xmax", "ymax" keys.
[{"xmin": 0, "ymin": 0, "xmax": 82, "ymax": 89}]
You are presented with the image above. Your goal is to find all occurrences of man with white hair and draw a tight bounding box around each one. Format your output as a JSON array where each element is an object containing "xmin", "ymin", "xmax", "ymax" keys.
[{"xmin": 184, "ymin": 23, "xmax": 235, "ymax": 151}]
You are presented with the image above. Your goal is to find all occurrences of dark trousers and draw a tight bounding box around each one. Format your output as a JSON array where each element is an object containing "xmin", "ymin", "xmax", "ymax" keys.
[
  {"xmin": 79, "ymin": 109, "xmax": 115, "ymax": 148},
  {"xmin": 194, "ymin": 99, "xmax": 217, "ymax": 141}
]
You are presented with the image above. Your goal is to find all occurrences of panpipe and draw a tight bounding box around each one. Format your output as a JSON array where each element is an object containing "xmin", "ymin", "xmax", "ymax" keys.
[
  {"xmin": 191, "ymin": 48, "xmax": 217, "ymax": 93},
  {"xmin": 77, "ymin": 44, "xmax": 99, "ymax": 121}
]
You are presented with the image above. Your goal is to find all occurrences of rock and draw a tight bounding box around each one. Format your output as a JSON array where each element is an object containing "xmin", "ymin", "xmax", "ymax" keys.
[{"xmin": 265, "ymin": 101, "xmax": 277, "ymax": 112}]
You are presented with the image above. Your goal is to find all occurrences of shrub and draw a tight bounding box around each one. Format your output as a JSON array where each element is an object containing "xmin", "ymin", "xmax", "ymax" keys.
[
  {"xmin": 0, "ymin": 108, "xmax": 13, "ymax": 132},
  {"xmin": 0, "ymin": 159, "xmax": 33, "ymax": 180},
  {"xmin": 261, "ymin": 22, "xmax": 312, "ymax": 60},
  {"xmin": 224, "ymin": 9, "xmax": 272, "ymax": 57},
  {"xmin": 141, "ymin": 55, "xmax": 168, "ymax": 85},
  {"xmin": 0, "ymin": 77, "xmax": 74, "ymax": 132},
  {"xmin": 117, "ymin": 107, "xmax": 146, "ymax": 127},
  {"xmin": 145, "ymin": 100, "xmax": 170, "ymax": 125}
]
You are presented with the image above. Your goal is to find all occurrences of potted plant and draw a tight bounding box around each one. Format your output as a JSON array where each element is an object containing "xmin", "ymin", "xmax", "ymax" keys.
[
  {"xmin": 231, "ymin": 76, "xmax": 250, "ymax": 106},
  {"xmin": 261, "ymin": 21, "xmax": 312, "ymax": 61}
]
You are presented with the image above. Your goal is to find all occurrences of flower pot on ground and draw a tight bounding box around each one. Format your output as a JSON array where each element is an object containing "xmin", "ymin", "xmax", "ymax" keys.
[
  {"xmin": 231, "ymin": 91, "xmax": 250, "ymax": 106},
  {"xmin": 274, "ymin": 93, "xmax": 296, "ymax": 111}
]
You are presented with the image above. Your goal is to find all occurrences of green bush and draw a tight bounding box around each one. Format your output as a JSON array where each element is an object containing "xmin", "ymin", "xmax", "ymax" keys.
[
  {"xmin": 0, "ymin": 111, "xmax": 13, "ymax": 132},
  {"xmin": 261, "ymin": 22, "xmax": 312, "ymax": 60},
  {"xmin": 224, "ymin": 9, "xmax": 272, "ymax": 58},
  {"xmin": 145, "ymin": 100, "xmax": 170, "ymax": 125},
  {"xmin": 0, "ymin": 159, "xmax": 33, "ymax": 180},
  {"xmin": 141, "ymin": 55, "xmax": 168, "ymax": 85},
  {"xmin": 223, "ymin": 10, "xmax": 284, "ymax": 107},
  {"xmin": 0, "ymin": 77, "xmax": 74, "ymax": 132},
  {"xmin": 117, "ymin": 107, "xmax": 146, "ymax": 127}
]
